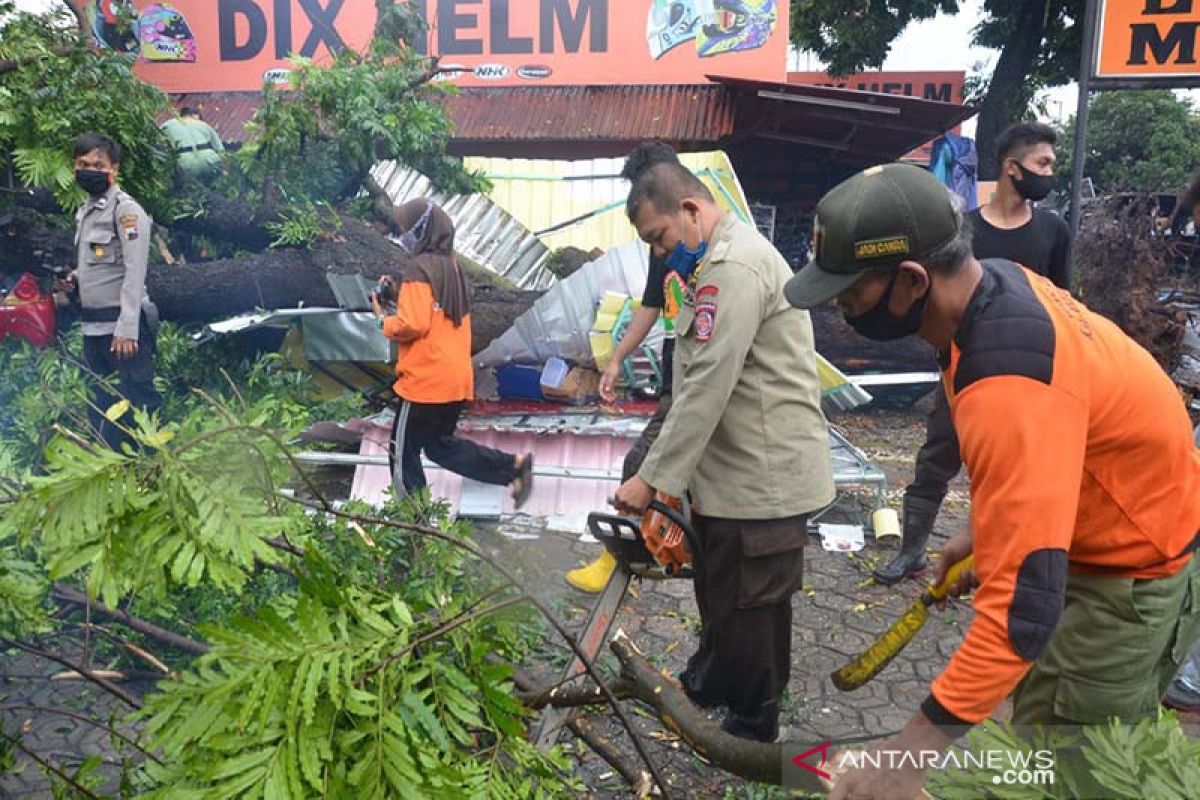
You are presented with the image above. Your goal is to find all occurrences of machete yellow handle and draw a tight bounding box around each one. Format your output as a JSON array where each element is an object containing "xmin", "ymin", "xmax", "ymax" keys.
[{"xmin": 925, "ymin": 554, "xmax": 975, "ymax": 603}]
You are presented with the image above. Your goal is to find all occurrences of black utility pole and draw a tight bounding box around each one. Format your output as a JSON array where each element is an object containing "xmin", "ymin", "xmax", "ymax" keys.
[{"xmin": 1068, "ymin": 0, "xmax": 1098, "ymax": 243}]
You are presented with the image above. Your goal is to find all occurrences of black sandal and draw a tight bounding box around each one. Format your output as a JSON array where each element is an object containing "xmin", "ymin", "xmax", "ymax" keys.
[{"xmin": 512, "ymin": 454, "xmax": 533, "ymax": 510}]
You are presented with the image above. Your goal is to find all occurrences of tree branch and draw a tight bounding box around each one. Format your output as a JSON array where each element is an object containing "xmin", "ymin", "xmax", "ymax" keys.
[
  {"xmin": 610, "ymin": 633, "xmax": 824, "ymax": 793},
  {"xmin": 1, "ymin": 638, "xmax": 143, "ymax": 710},
  {"xmin": 52, "ymin": 584, "xmax": 210, "ymax": 656},
  {"xmin": 283, "ymin": 495, "xmax": 673, "ymax": 800},
  {"xmin": 0, "ymin": 729, "xmax": 102, "ymax": 799},
  {"xmin": 568, "ymin": 716, "xmax": 654, "ymax": 797},
  {"xmin": 359, "ymin": 594, "xmax": 527, "ymax": 686},
  {"xmin": 62, "ymin": 0, "xmax": 89, "ymax": 41},
  {"xmin": 0, "ymin": 703, "xmax": 164, "ymax": 765}
]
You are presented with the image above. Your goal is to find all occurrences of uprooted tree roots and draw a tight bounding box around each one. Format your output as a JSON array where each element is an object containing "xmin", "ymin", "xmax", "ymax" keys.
[{"xmin": 1075, "ymin": 195, "xmax": 1190, "ymax": 374}]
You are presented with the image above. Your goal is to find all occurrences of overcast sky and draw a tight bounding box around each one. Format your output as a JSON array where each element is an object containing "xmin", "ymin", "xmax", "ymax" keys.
[{"xmin": 11, "ymin": 0, "xmax": 1080, "ymax": 131}]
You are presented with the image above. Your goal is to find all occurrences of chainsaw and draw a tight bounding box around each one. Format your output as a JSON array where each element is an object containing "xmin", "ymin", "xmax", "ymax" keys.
[{"xmin": 533, "ymin": 493, "xmax": 700, "ymax": 748}]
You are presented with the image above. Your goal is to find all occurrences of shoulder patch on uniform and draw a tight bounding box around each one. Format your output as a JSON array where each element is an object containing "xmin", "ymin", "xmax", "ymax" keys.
[
  {"xmin": 121, "ymin": 215, "xmax": 140, "ymax": 241},
  {"xmin": 696, "ymin": 284, "xmax": 718, "ymax": 298},
  {"xmin": 119, "ymin": 214, "xmax": 137, "ymax": 225},
  {"xmin": 694, "ymin": 292, "xmax": 717, "ymax": 343},
  {"xmin": 953, "ymin": 261, "xmax": 1055, "ymax": 393}
]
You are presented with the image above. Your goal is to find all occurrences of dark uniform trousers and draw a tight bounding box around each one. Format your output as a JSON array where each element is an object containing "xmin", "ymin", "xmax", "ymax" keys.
[
  {"xmin": 682, "ymin": 513, "xmax": 806, "ymax": 740},
  {"xmin": 81, "ymin": 319, "xmax": 163, "ymax": 452},
  {"xmin": 907, "ymin": 386, "xmax": 962, "ymax": 506}
]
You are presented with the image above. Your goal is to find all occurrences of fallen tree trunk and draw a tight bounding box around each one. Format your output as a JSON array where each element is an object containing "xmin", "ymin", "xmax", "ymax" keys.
[
  {"xmin": 518, "ymin": 633, "xmax": 826, "ymax": 794},
  {"xmin": 3, "ymin": 210, "xmax": 541, "ymax": 354}
]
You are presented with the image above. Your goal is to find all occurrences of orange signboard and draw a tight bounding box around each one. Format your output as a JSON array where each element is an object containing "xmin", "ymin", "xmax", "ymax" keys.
[
  {"xmin": 1095, "ymin": 0, "xmax": 1200, "ymax": 80},
  {"xmin": 86, "ymin": 0, "xmax": 788, "ymax": 93}
]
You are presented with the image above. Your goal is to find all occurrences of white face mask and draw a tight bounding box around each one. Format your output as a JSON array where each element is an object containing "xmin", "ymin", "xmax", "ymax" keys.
[{"xmin": 394, "ymin": 201, "xmax": 434, "ymax": 254}]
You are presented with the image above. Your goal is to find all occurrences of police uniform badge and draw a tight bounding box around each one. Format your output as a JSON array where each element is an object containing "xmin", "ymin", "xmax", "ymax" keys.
[
  {"xmin": 694, "ymin": 284, "xmax": 718, "ymax": 343},
  {"xmin": 120, "ymin": 213, "xmax": 139, "ymax": 241}
]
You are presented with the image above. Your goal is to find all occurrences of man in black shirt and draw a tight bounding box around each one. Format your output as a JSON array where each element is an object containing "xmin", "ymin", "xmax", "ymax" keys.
[
  {"xmin": 566, "ymin": 142, "xmax": 683, "ymax": 592},
  {"xmin": 874, "ymin": 122, "xmax": 1075, "ymax": 585}
]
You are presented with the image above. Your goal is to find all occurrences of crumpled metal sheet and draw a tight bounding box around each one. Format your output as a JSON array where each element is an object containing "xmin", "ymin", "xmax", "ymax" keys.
[
  {"xmin": 473, "ymin": 240, "xmax": 664, "ymax": 368},
  {"xmin": 369, "ymin": 160, "xmax": 557, "ymax": 291},
  {"xmin": 197, "ymin": 308, "xmax": 395, "ymax": 363}
]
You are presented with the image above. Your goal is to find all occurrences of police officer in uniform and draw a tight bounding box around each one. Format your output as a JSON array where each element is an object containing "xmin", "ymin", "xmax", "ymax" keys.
[
  {"xmin": 66, "ymin": 132, "xmax": 162, "ymax": 450},
  {"xmin": 613, "ymin": 161, "xmax": 835, "ymax": 742}
]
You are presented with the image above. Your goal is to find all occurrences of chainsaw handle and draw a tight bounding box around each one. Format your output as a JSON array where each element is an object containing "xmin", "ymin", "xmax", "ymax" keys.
[{"xmin": 647, "ymin": 499, "xmax": 703, "ymax": 568}]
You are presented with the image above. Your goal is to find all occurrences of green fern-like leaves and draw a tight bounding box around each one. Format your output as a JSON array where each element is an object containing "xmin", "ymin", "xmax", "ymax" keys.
[
  {"xmin": 5, "ymin": 413, "xmax": 284, "ymax": 608},
  {"xmin": 135, "ymin": 548, "xmax": 576, "ymax": 799}
]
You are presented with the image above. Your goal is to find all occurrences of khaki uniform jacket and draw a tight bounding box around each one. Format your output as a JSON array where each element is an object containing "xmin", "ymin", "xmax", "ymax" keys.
[
  {"xmin": 74, "ymin": 185, "xmax": 153, "ymax": 340},
  {"xmin": 638, "ymin": 214, "xmax": 835, "ymax": 519},
  {"xmin": 161, "ymin": 118, "xmax": 224, "ymax": 176}
]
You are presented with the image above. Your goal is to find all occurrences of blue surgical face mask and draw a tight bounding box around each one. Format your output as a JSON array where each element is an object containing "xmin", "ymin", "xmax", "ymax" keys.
[
  {"xmin": 663, "ymin": 212, "xmax": 707, "ymax": 280},
  {"xmin": 664, "ymin": 239, "xmax": 708, "ymax": 280}
]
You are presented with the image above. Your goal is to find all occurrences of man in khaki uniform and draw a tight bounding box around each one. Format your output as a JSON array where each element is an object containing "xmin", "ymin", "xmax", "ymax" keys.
[
  {"xmin": 66, "ymin": 132, "xmax": 162, "ymax": 450},
  {"xmin": 614, "ymin": 162, "xmax": 835, "ymax": 742},
  {"xmin": 160, "ymin": 106, "xmax": 224, "ymax": 180}
]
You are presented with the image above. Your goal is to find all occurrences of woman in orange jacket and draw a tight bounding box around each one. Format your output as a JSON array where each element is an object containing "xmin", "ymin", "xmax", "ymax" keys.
[{"xmin": 371, "ymin": 199, "xmax": 533, "ymax": 507}]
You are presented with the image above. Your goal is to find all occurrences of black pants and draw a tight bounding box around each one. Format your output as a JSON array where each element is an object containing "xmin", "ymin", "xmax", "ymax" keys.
[
  {"xmin": 906, "ymin": 385, "xmax": 962, "ymax": 506},
  {"xmin": 388, "ymin": 400, "xmax": 518, "ymax": 496},
  {"xmin": 82, "ymin": 328, "xmax": 163, "ymax": 451},
  {"xmin": 681, "ymin": 513, "xmax": 806, "ymax": 741}
]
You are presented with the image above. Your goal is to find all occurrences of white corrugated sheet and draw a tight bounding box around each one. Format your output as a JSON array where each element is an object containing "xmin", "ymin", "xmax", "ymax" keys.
[
  {"xmin": 463, "ymin": 151, "xmax": 753, "ymax": 252},
  {"xmin": 473, "ymin": 241, "xmax": 664, "ymax": 368},
  {"xmin": 369, "ymin": 161, "xmax": 557, "ymax": 290}
]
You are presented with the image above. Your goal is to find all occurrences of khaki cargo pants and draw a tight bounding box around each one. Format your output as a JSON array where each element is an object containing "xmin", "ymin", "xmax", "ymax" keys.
[{"xmin": 1011, "ymin": 555, "xmax": 1200, "ymax": 724}]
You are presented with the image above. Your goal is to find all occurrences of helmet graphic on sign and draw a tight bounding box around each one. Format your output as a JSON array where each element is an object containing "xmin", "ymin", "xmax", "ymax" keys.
[
  {"xmin": 646, "ymin": 0, "xmax": 701, "ymax": 60},
  {"xmin": 695, "ymin": 0, "xmax": 777, "ymax": 58}
]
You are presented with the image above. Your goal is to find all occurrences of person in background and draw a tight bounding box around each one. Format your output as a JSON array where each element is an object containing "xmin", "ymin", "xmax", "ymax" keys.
[
  {"xmin": 875, "ymin": 122, "xmax": 1075, "ymax": 587},
  {"xmin": 786, "ymin": 163, "xmax": 1200, "ymax": 799},
  {"xmin": 64, "ymin": 132, "xmax": 162, "ymax": 451},
  {"xmin": 1164, "ymin": 421, "xmax": 1200, "ymax": 713},
  {"xmin": 566, "ymin": 141, "xmax": 685, "ymax": 593},
  {"xmin": 613, "ymin": 160, "xmax": 834, "ymax": 742},
  {"xmin": 160, "ymin": 106, "xmax": 224, "ymax": 180},
  {"xmin": 371, "ymin": 199, "xmax": 533, "ymax": 509}
]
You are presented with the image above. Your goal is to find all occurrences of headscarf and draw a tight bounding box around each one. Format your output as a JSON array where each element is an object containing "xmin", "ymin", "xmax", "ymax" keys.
[{"xmin": 391, "ymin": 199, "xmax": 470, "ymax": 326}]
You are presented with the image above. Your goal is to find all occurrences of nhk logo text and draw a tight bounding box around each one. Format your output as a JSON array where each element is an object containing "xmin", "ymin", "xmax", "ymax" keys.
[{"xmin": 791, "ymin": 742, "xmax": 1055, "ymax": 786}]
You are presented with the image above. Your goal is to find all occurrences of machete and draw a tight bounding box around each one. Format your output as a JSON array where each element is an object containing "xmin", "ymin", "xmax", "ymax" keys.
[{"xmin": 832, "ymin": 555, "xmax": 975, "ymax": 691}]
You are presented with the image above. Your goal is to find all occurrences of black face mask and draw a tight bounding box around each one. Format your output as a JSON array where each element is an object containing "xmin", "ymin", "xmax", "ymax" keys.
[
  {"xmin": 844, "ymin": 271, "xmax": 928, "ymax": 341},
  {"xmin": 1010, "ymin": 162, "xmax": 1053, "ymax": 202},
  {"xmin": 75, "ymin": 169, "xmax": 111, "ymax": 196}
]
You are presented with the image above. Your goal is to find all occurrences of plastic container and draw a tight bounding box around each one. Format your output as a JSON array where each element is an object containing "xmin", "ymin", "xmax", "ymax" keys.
[
  {"xmin": 496, "ymin": 364, "xmax": 545, "ymax": 400},
  {"xmin": 871, "ymin": 508, "xmax": 901, "ymax": 540},
  {"xmin": 540, "ymin": 357, "xmax": 570, "ymax": 391}
]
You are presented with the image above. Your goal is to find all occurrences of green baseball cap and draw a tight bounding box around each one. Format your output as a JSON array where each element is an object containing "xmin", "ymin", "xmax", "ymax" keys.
[{"xmin": 784, "ymin": 163, "xmax": 962, "ymax": 309}]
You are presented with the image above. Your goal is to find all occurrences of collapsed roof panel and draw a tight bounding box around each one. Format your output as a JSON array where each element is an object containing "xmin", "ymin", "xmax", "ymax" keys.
[{"xmin": 462, "ymin": 151, "xmax": 752, "ymax": 252}]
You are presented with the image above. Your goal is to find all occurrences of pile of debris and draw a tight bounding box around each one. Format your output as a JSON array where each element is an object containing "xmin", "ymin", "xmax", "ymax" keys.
[{"xmin": 1074, "ymin": 195, "xmax": 1198, "ymax": 416}]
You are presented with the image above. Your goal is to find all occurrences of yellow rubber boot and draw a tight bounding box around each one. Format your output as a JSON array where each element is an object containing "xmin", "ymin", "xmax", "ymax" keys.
[{"xmin": 566, "ymin": 550, "xmax": 617, "ymax": 593}]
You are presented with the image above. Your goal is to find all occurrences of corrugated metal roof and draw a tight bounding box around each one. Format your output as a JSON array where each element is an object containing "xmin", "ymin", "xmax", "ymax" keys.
[
  {"xmin": 444, "ymin": 85, "xmax": 734, "ymax": 155},
  {"xmin": 369, "ymin": 161, "xmax": 557, "ymax": 290},
  {"xmin": 168, "ymin": 92, "xmax": 260, "ymax": 143},
  {"xmin": 175, "ymin": 80, "xmax": 971, "ymax": 173},
  {"xmin": 711, "ymin": 75, "xmax": 976, "ymax": 164},
  {"xmin": 348, "ymin": 417, "xmax": 886, "ymax": 532},
  {"xmin": 173, "ymin": 84, "xmax": 735, "ymax": 152},
  {"xmin": 463, "ymin": 151, "xmax": 751, "ymax": 252}
]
